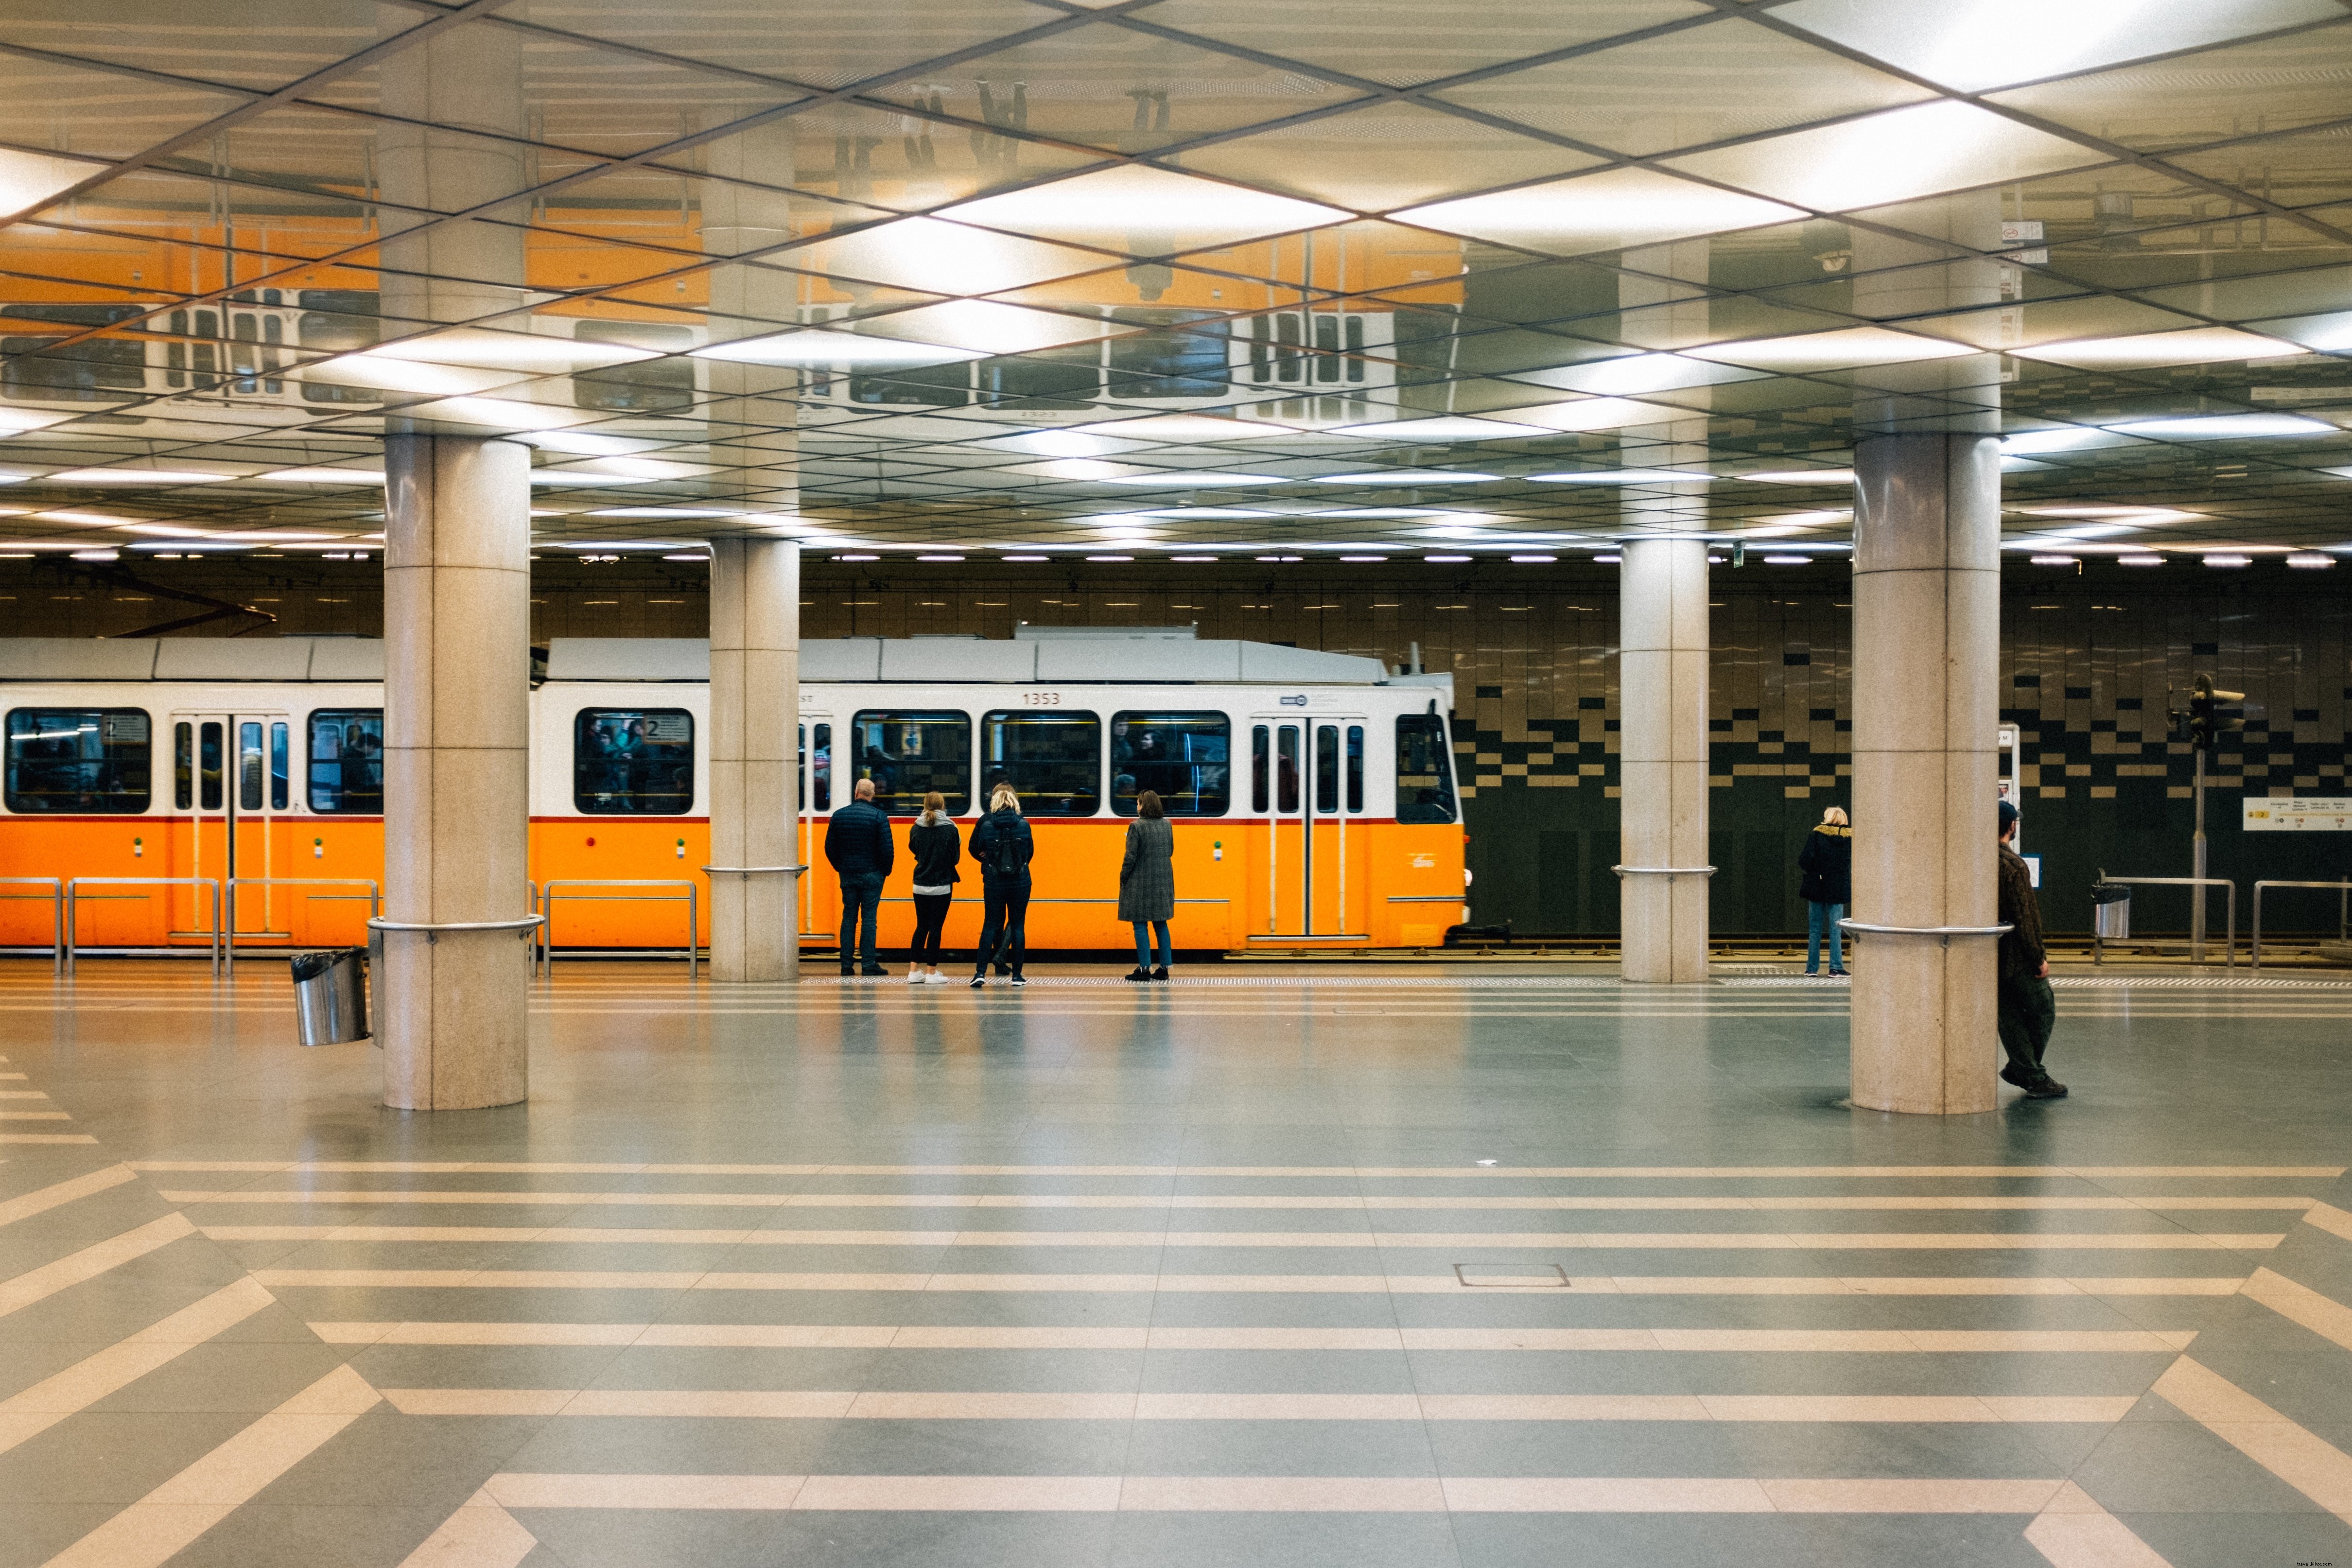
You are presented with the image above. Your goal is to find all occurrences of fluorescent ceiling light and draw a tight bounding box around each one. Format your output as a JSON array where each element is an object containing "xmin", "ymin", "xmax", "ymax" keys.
[
  {"xmin": 1101, "ymin": 472, "xmax": 1285, "ymax": 487},
  {"xmin": 2287, "ymin": 553, "xmax": 2335, "ymax": 568},
  {"xmin": 2018, "ymin": 505, "xmax": 2200, "ymax": 523},
  {"xmin": 1691, "ymin": 328, "xmax": 1975, "ymax": 372},
  {"xmin": 990, "ymin": 431, "xmax": 1132, "ymax": 458},
  {"xmin": 1519, "ymin": 353, "xmax": 1764, "ymax": 396},
  {"xmin": 1762, "ymin": 555, "xmax": 1812, "ymax": 566},
  {"xmin": 1132, "ymin": 507, "xmax": 1275, "ymax": 519},
  {"xmin": 583, "ymin": 506, "xmax": 742, "ymax": 518},
  {"xmin": 1394, "ymin": 167, "xmax": 1802, "ymax": 256},
  {"xmin": 2108, "ymin": 414, "xmax": 2334, "ymax": 439},
  {"xmin": 2031, "ymin": 521, "xmax": 2143, "ymax": 540},
  {"xmin": 1425, "ymin": 553, "xmax": 1472, "ymax": 562},
  {"xmin": 1087, "ymin": 553, "xmax": 1134, "ymax": 562},
  {"xmin": 941, "ymin": 166, "xmax": 1347, "ymax": 249},
  {"xmin": 1311, "ymin": 471, "xmax": 1499, "ymax": 485},
  {"xmin": 916, "ymin": 554, "xmax": 965, "ymax": 562},
  {"xmin": 1333, "ymin": 415, "xmax": 1554, "ymax": 440},
  {"xmin": 860, "ymin": 299, "xmax": 1106, "ymax": 355},
  {"xmin": 256, "ymin": 467, "xmax": 386, "ymax": 484},
  {"xmin": 1311, "ymin": 507, "xmax": 1452, "ymax": 519},
  {"xmin": 693, "ymin": 329, "xmax": 985, "ymax": 367},
  {"xmin": 0, "ymin": 147, "xmax": 97, "ymax": 218},
  {"xmin": 305, "ymin": 354, "xmax": 519, "ymax": 397},
  {"xmin": 0, "ymin": 408, "xmax": 70, "ymax": 432},
  {"xmin": 44, "ymin": 468, "xmax": 233, "ymax": 484},
  {"xmin": 2029, "ymin": 554, "xmax": 2081, "ymax": 566},
  {"xmin": 1771, "ymin": 0, "xmax": 2344, "ymax": 93},
  {"xmin": 1510, "ymin": 553, "xmax": 1557, "ymax": 563},
  {"xmin": 2013, "ymin": 328, "xmax": 2309, "ymax": 369},
  {"xmin": 522, "ymin": 431, "xmax": 660, "ymax": 456},
  {"xmin": 1067, "ymin": 414, "xmax": 1296, "ymax": 441},
  {"xmin": 1002, "ymin": 554, "xmax": 1049, "ymax": 561},
  {"xmin": 2001, "ymin": 428, "xmax": 2108, "ymax": 454},
  {"xmin": 1663, "ymin": 100, "xmax": 2099, "ymax": 212},
  {"xmin": 1741, "ymin": 510, "xmax": 1852, "ymax": 537},
  {"xmin": 404, "ymin": 397, "xmax": 602, "ymax": 432},
  {"xmin": 68, "ymin": 548, "xmax": 118, "ymax": 560},
  {"xmin": 1169, "ymin": 555, "xmax": 1218, "ymax": 562},
  {"xmin": 362, "ymin": 329, "xmax": 658, "ymax": 372},
  {"xmin": 1530, "ymin": 469, "xmax": 1714, "ymax": 484},
  {"xmin": 1034, "ymin": 459, "xmax": 1139, "ymax": 481},
  {"xmin": 801, "ymin": 216, "xmax": 1106, "ymax": 296},
  {"xmin": 1742, "ymin": 469, "xmax": 1857, "ymax": 485},
  {"xmin": 2204, "ymin": 554, "xmax": 2252, "ymax": 567},
  {"xmin": 1339, "ymin": 555, "xmax": 1387, "ymax": 562},
  {"xmin": 33, "ymin": 509, "xmax": 137, "ymax": 525}
]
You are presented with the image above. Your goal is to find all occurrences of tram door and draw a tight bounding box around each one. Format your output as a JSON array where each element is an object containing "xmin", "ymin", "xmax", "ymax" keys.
[
  {"xmin": 169, "ymin": 713, "xmax": 290, "ymax": 946},
  {"xmin": 1253, "ymin": 714, "xmax": 1366, "ymax": 937},
  {"xmin": 797, "ymin": 715, "xmax": 834, "ymax": 940}
]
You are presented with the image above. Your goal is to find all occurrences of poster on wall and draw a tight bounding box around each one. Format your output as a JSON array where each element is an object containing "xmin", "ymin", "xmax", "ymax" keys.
[{"xmin": 2243, "ymin": 798, "xmax": 2352, "ymax": 832}]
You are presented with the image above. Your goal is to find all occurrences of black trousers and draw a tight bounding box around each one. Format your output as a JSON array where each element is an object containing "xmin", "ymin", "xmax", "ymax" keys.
[
  {"xmin": 1997, "ymin": 974, "xmax": 2056, "ymax": 1077},
  {"xmin": 909, "ymin": 891, "xmax": 952, "ymax": 966},
  {"xmin": 975, "ymin": 877, "xmax": 1030, "ymax": 974}
]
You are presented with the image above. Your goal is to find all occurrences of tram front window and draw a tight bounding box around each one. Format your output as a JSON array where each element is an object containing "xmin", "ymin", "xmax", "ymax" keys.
[
  {"xmin": 1111, "ymin": 711, "xmax": 1228, "ymax": 817},
  {"xmin": 4, "ymin": 708, "xmax": 151, "ymax": 814},
  {"xmin": 983, "ymin": 711, "xmax": 1099, "ymax": 816},
  {"xmin": 1395, "ymin": 712, "xmax": 1458, "ymax": 824},
  {"xmin": 574, "ymin": 708, "xmax": 695, "ymax": 815},
  {"xmin": 851, "ymin": 711, "xmax": 970, "ymax": 816}
]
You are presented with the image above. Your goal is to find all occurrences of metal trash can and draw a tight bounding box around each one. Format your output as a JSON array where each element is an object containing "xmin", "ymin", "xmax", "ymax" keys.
[
  {"xmin": 291, "ymin": 948, "xmax": 368, "ymax": 1045},
  {"xmin": 2091, "ymin": 883, "xmax": 2131, "ymax": 941}
]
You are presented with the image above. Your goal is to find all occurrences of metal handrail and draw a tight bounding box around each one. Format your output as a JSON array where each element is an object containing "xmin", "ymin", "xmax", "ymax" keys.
[
  {"xmin": 2090, "ymin": 876, "xmax": 2237, "ymax": 968},
  {"xmin": 368, "ymin": 915, "xmax": 543, "ymax": 938},
  {"xmin": 1612, "ymin": 865, "xmax": 1718, "ymax": 876},
  {"xmin": 0, "ymin": 877, "xmax": 63, "ymax": 973},
  {"xmin": 1838, "ymin": 919, "xmax": 2012, "ymax": 950},
  {"xmin": 2250, "ymin": 879, "xmax": 2352, "ymax": 970},
  {"xmin": 223, "ymin": 877, "xmax": 381, "ymax": 974},
  {"xmin": 65, "ymin": 877, "xmax": 221, "ymax": 979},
  {"xmin": 539, "ymin": 879, "xmax": 699, "ymax": 980},
  {"xmin": 702, "ymin": 865, "xmax": 808, "ymax": 876}
]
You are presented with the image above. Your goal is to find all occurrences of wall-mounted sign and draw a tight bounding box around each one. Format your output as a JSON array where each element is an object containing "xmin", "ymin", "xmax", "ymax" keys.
[{"xmin": 2243, "ymin": 798, "xmax": 2352, "ymax": 832}]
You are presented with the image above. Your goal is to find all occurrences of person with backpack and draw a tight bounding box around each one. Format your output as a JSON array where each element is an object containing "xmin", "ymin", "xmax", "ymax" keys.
[
  {"xmin": 1119, "ymin": 788, "xmax": 1176, "ymax": 982},
  {"xmin": 1797, "ymin": 805, "xmax": 1851, "ymax": 977},
  {"xmin": 905, "ymin": 790, "xmax": 960, "ymax": 985},
  {"xmin": 968, "ymin": 783, "xmax": 1034, "ymax": 988}
]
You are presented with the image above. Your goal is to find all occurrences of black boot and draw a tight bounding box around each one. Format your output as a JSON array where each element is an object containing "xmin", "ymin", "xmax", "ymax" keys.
[
  {"xmin": 1150, "ymin": 965, "xmax": 1169, "ymax": 981},
  {"xmin": 1124, "ymin": 966, "xmax": 1151, "ymax": 982}
]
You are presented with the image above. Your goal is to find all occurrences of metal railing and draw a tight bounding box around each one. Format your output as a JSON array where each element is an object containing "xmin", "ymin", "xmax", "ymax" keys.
[
  {"xmin": 64, "ymin": 876, "xmax": 221, "ymax": 979},
  {"xmin": 2250, "ymin": 880, "xmax": 2352, "ymax": 970},
  {"xmin": 2091, "ymin": 876, "xmax": 2237, "ymax": 968},
  {"xmin": 538, "ymin": 879, "xmax": 699, "ymax": 979},
  {"xmin": 1838, "ymin": 920, "xmax": 2012, "ymax": 950},
  {"xmin": 0, "ymin": 877, "xmax": 63, "ymax": 974},
  {"xmin": 223, "ymin": 877, "xmax": 381, "ymax": 974}
]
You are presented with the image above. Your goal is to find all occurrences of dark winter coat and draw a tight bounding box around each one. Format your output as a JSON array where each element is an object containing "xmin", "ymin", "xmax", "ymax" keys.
[
  {"xmin": 1796, "ymin": 823, "xmax": 1851, "ymax": 905},
  {"xmin": 1117, "ymin": 816, "xmax": 1176, "ymax": 923},
  {"xmin": 1997, "ymin": 843, "xmax": 2046, "ymax": 981},
  {"xmin": 823, "ymin": 798, "xmax": 895, "ymax": 878},
  {"xmin": 967, "ymin": 807, "xmax": 1034, "ymax": 883},
  {"xmin": 907, "ymin": 819, "xmax": 961, "ymax": 887}
]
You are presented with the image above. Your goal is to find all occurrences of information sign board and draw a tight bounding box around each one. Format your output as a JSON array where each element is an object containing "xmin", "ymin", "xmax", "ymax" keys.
[{"xmin": 2243, "ymin": 799, "xmax": 2352, "ymax": 832}]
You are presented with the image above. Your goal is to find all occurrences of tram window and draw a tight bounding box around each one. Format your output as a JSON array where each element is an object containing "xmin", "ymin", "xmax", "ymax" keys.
[
  {"xmin": 1395, "ymin": 712, "xmax": 1458, "ymax": 824},
  {"xmin": 1347, "ymin": 725, "xmax": 1364, "ymax": 813},
  {"xmin": 575, "ymin": 709, "xmax": 695, "ymax": 815},
  {"xmin": 976, "ymin": 348, "xmax": 1099, "ymax": 410},
  {"xmin": 270, "ymin": 722, "xmax": 290, "ymax": 811},
  {"xmin": 1108, "ymin": 310, "xmax": 1228, "ymax": 398},
  {"xmin": 307, "ymin": 710, "xmax": 383, "ymax": 814},
  {"xmin": 1315, "ymin": 725, "xmax": 1339, "ymax": 814},
  {"xmin": 199, "ymin": 722, "xmax": 222, "ymax": 811},
  {"xmin": 296, "ymin": 290, "xmax": 381, "ymax": 403},
  {"xmin": 1252, "ymin": 725, "xmax": 1268, "ymax": 813},
  {"xmin": 0, "ymin": 335, "xmax": 145, "ymax": 401},
  {"xmin": 238, "ymin": 722, "xmax": 264, "ymax": 811},
  {"xmin": 1276, "ymin": 725, "xmax": 1300, "ymax": 813},
  {"xmin": 848, "ymin": 363, "xmax": 972, "ymax": 406},
  {"xmin": 573, "ymin": 322, "xmax": 696, "ymax": 413},
  {"xmin": 4, "ymin": 708, "xmax": 151, "ymax": 814},
  {"xmin": 1112, "ymin": 711, "xmax": 1229, "ymax": 817},
  {"xmin": 799, "ymin": 722, "xmax": 832, "ymax": 812},
  {"xmin": 174, "ymin": 722, "xmax": 192, "ymax": 810},
  {"xmin": 850, "ymin": 711, "xmax": 969, "ymax": 815},
  {"xmin": 983, "ymin": 711, "xmax": 1099, "ymax": 817}
]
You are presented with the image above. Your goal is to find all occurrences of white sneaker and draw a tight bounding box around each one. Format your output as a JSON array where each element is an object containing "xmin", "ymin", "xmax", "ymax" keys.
[
  {"xmin": 906, "ymin": 969, "xmax": 926, "ymax": 984},
  {"xmin": 925, "ymin": 971, "xmax": 952, "ymax": 985}
]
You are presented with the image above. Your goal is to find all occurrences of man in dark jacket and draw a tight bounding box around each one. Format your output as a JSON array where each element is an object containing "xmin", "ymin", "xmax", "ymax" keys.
[
  {"xmin": 825, "ymin": 777, "xmax": 894, "ymax": 976},
  {"xmin": 1996, "ymin": 799, "xmax": 2065, "ymax": 1098}
]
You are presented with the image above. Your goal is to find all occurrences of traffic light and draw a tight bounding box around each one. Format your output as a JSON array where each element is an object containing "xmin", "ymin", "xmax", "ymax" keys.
[{"xmin": 2187, "ymin": 674, "xmax": 2246, "ymax": 755}]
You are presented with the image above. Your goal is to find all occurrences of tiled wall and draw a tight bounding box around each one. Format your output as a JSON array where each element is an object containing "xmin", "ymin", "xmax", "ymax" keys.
[{"xmin": 7, "ymin": 556, "xmax": 2346, "ymax": 937}]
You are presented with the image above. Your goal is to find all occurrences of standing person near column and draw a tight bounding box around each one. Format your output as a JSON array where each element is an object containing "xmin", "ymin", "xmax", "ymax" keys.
[
  {"xmin": 1120, "ymin": 788, "xmax": 1175, "ymax": 983},
  {"xmin": 906, "ymin": 790, "xmax": 960, "ymax": 986},
  {"xmin": 968, "ymin": 784, "xmax": 1033, "ymax": 989},
  {"xmin": 1996, "ymin": 800, "xmax": 2065, "ymax": 1098},
  {"xmin": 1797, "ymin": 805, "xmax": 1852, "ymax": 978},
  {"xmin": 825, "ymin": 777, "xmax": 893, "ymax": 977}
]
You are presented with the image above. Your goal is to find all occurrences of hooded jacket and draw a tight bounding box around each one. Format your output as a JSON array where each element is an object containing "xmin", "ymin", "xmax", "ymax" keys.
[{"xmin": 1796, "ymin": 822, "xmax": 1852, "ymax": 905}]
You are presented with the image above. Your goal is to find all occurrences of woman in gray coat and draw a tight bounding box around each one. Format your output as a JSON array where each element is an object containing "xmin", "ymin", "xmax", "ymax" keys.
[{"xmin": 1119, "ymin": 788, "xmax": 1176, "ymax": 982}]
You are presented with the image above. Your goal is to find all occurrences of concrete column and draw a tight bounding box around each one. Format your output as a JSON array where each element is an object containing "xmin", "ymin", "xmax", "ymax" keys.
[
  {"xmin": 380, "ymin": 435, "xmax": 534, "ymax": 1111},
  {"xmin": 1618, "ymin": 538, "xmax": 1712, "ymax": 982},
  {"xmin": 1848, "ymin": 434, "xmax": 2003, "ymax": 1114},
  {"xmin": 708, "ymin": 539, "xmax": 801, "ymax": 983}
]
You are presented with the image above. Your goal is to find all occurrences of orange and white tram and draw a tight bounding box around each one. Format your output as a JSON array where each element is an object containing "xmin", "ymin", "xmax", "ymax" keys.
[{"xmin": 0, "ymin": 631, "xmax": 1465, "ymax": 958}]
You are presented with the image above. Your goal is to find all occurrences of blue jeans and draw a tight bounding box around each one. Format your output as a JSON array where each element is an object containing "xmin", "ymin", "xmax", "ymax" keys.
[
  {"xmin": 838, "ymin": 871, "xmax": 884, "ymax": 970},
  {"xmin": 1133, "ymin": 920, "xmax": 1170, "ymax": 970},
  {"xmin": 1807, "ymin": 900, "xmax": 1845, "ymax": 973}
]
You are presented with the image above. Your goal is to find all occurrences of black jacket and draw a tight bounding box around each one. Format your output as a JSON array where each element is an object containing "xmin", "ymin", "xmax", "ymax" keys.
[
  {"xmin": 1997, "ymin": 843, "xmax": 2046, "ymax": 980},
  {"xmin": 907, "ymin": 819, "xmax": 961, "ymax": 887},
  {"xmin": 823, "ymin": 798, "xmax": 895, "ymax": 878},
  {"xmin": 1797, "ymin": 823, "xmax": 1851, "ymax": 905},
  {"xmin": 967, "ymin": 807, "xmax": 1034, "ymax": 882}
]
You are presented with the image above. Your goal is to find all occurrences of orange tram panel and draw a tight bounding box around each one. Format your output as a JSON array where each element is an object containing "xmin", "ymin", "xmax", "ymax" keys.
[{"xmin": 2, "ymin": 634, "xmax": 1466, "ymax": 957}]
